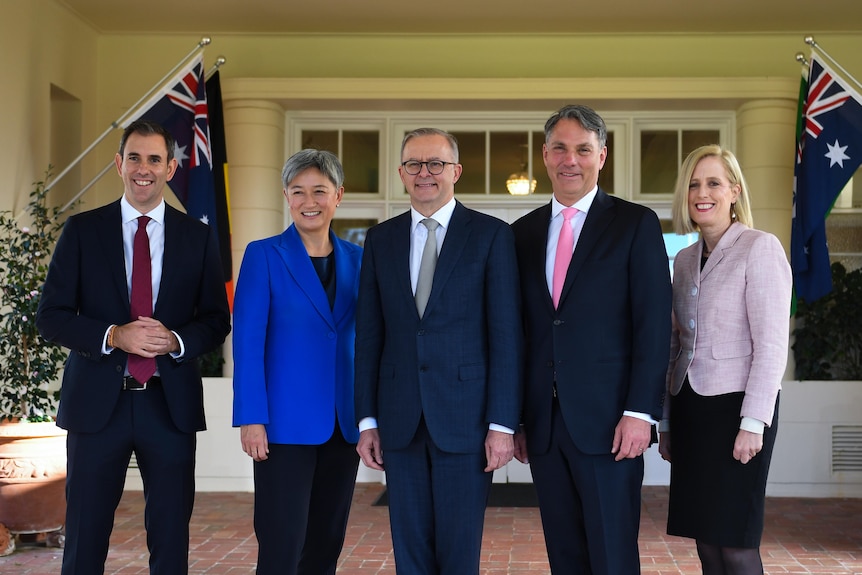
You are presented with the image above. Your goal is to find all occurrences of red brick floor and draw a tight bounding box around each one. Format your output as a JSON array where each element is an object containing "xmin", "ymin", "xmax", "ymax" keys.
[{"xmin": 2, "ymin": 485, "xmax": 861, "ymax": 574}]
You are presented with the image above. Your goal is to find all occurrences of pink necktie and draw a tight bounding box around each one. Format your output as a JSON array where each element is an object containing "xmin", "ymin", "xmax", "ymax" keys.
[
  {"xmin": 552, "ymin": 207, "xmax": 578, "ymax": 309},
  {"xmin": 128, "ymin": 216, "xmax": 156, "ymax": 384}
]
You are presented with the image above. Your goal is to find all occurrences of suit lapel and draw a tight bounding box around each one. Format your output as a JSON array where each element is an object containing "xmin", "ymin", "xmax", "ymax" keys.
[
  {"xmin": 423, "ymin": 201, "xmax": 470, "ymax": 318},
  {"xmin": 275, "ymin": 225, "xmax": 335, "ymax": 328},
  {"xmin": 700, "ymin": 222, "xmax": 745, "ymax": 281},
  {"xmin": 559, "ymin": 189, "xmax": 615, "ymax": 305},
  {"xmin": 524, "ymin": 204, "xmax": 555, "ymax": 312},
  {"xmin": 100, "ymin": 201, "xmax": 131, "ymax": 314},
  {"xmin": 383, "ymin": 212, "xmax": 416, "ymax": 313},
  {"xmin": 331, "ymin": 233, "xmax": 359, "ymax": 327},
  {"xmin": 156, "ymin": 205, "xmax": 183, "ymax": 316}
]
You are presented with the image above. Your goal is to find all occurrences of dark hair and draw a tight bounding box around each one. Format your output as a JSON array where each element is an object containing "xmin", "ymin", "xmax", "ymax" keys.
[
  {"xmin": 401, "ymin": 128, "xmax": 460, "ymax": 162},
  {"xmin": 118, "ymin": 120, "xmax": 176, "ymax": 162},
  {"xmin": 282, "ymin": 149, "xmax": 345, "ymax": 189},
  {"xmin": 544, "ymin": 105, "xmax": 607, "ymax": 149}
]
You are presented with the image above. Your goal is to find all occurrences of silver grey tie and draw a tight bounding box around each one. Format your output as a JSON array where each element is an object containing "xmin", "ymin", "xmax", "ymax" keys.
[{"xmin": 415, "ymin": 218, "xmax": 439, "ymax": 318}]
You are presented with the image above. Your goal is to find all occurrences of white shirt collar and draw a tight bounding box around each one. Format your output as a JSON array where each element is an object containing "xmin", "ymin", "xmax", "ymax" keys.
[
  {"xmin": 410, "ymin": 197, "xmax": 456, "ymax": 231},
  {"xmin": 551, "ymin": 186, "xmax": 598, "ymax": 219},
  {"xmin": 121, "ymin": 195, "xmax": 165, "ymax": 225}
]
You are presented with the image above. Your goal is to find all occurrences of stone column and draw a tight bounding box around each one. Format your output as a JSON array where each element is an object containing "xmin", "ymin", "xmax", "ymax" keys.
[
  {"xmin": 735, "ymin": 99, "xmax": 797, "ymax": 248},
  {"xmin": 221, "ymin": 99, "xmax": 285, "ymax": 373}
]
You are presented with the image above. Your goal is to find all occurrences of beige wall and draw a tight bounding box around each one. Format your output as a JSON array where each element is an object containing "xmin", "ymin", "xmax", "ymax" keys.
[{"xmin": 0, "ymin": 0, "xmax": 99, "ymax": 214}]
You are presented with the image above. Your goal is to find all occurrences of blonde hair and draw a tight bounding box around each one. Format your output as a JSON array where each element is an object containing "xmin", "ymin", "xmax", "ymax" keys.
[{"xmin": 671, "ymin": 144, "xmax": 754, "ymax": 235}]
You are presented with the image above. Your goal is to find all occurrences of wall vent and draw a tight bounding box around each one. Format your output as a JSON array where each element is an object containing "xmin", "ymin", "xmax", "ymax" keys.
[{"xmin": 832, "ymin": 425, "xmax": 862, "ymax": 473}]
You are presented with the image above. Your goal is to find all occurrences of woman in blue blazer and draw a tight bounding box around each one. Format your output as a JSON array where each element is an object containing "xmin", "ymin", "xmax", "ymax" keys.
[{"xmin": 232, "ymin": 149, "xmax": 362, "ymax": 575}]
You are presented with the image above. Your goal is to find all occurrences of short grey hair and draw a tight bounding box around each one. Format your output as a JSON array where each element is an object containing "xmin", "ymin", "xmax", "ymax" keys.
[
  {"xmin": 400, "ymin": 128, "xmax": 459, "ymax": 162},
  {"xmin": 544, "ymin": 105, "xmax": 607, "ymax": 149},
  {"xmin": 281, "ymin": 149, "xmax": 344, "ymax": 189}
]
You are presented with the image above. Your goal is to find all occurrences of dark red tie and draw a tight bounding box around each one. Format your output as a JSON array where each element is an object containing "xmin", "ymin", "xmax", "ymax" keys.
[{"xmin": 128, "ymin": 216, "xmax": 156, "ymax": 384}]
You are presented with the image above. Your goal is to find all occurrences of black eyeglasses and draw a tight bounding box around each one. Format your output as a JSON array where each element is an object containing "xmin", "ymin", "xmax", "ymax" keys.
[{"xmin": 401, "ymin": 160, "xmax": 456, "ymax": 176}]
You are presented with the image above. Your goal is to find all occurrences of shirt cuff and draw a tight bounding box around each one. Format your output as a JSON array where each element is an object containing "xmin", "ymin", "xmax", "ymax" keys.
[
  {"xmin": 489, "ymin": 423, "xmax": 514, "ymax": 434},
  {"xmin": 740, "ymin": 416, "xmax": 765, "ymax": 434},
  {"xmin": 170, "ymin": 331, "xmax": 185, "ymax": 359},
  {"xmin": 623, "ymin": 410, "xmax": 657, "ymax": 425},
  {"xmin": 358, "ymin": 417, "xmax": 378, "ymax": 432},
  {"xmin": 102, "ymin": 324, "xmax": 116, "ymax": 355}
]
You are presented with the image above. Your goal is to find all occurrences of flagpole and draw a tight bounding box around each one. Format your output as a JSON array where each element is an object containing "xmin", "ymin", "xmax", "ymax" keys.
[
  {"xmin": 805, "ymin": 36, "xmax": 862, "ymax": 93},
  {"xmin": 45, "ymin": 37, "xmax": 212, "ymax": 195},
  {"xmin": 56, "ymin": 54, "xmax": 228, "ymax": 217}
]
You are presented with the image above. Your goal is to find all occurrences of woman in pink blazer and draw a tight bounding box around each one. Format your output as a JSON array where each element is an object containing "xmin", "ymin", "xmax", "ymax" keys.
[{"xmin": 659, "ymin": 145, "xmax": 792, "ymax": 575}]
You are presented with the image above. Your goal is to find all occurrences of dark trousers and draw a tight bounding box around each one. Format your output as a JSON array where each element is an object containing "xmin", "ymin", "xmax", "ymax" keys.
[
  {"xmin": 62, "ymin": 384, "xmax": 196, "ymax": 575},
  {"xmin": 384, "ymin": 418, "xmax": 492, "ymax": 575},
  {"xmin": 530, "ymin": 402, "xmax": 644, "ymax": 575},
  {"xmin": 252, "ymin": 425, "xmax": 359, "ymax": 575}
]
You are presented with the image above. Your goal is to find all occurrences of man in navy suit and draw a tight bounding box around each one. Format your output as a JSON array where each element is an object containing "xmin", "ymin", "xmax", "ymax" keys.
[
  {"xmin": 355, "ymin": 128, "xmax": 522, "ymax": 574},
  {"xmin": 36, "ymin": 120, "xmax": 231, "ymax": 575},
  {"xmin": 511, "ymin": 105, "xmax": 671, "ymax": 574}
]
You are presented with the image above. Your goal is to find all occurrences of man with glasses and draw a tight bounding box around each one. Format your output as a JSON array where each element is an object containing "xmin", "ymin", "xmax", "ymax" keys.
[{"xmin": 355, "ymin": 128, "xmax": 522, "ymax": 574}]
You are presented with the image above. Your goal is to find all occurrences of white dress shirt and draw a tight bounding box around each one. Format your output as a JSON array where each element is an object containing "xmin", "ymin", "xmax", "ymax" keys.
[{"xmin": 102, "ymin": 196, "xmax": 185, "ymax": 361}]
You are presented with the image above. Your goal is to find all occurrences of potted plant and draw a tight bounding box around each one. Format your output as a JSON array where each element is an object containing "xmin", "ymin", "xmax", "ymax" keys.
[
  {"xmin": 792, "ymin": 262, "xmax": 862, "ymax": 381},
  {"xmin": 0, "ymin": 171, "xmax": 71, "ymax": 553}
]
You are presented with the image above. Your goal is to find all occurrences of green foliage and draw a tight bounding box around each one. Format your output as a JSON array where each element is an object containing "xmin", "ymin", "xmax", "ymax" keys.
[
  {"xmin": 0, "ymin": 171, "xmax": 70, "ymax": 421},
  {"xmin": 792, "ymin": 262, "xmax": 862, "ymax": 380},
  {"xmin": 198, "ymin": 346, "xmax": 225, "ymax": 378}
]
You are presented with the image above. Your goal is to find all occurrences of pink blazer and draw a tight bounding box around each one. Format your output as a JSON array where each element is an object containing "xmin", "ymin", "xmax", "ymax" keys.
[{"xmin": 665, "ymin": 222, "xmax": 792, "ymax": 425}]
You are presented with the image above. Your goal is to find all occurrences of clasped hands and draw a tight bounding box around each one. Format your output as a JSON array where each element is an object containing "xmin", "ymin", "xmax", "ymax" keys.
[{"xmin": 112, "ymin": 316, "xmax": 179, "ymax": 357}]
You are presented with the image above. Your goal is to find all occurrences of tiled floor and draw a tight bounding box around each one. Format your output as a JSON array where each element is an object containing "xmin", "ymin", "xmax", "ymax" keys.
[{"xmin": 3, "ymin": 484, "xmax": 861, "ymax": 574}]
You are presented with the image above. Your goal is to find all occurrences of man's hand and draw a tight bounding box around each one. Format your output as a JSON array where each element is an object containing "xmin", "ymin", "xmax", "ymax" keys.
[
  {"xmin": 513, "ymin": 429, "xmax": 529, "ymax": 464},
  {"xmin": 112, "ymin": 317, "xmax": 179, "ymax": 357},
  {"xmin": 241, "ymin": 424, "xmax": 269, "ymax": 462},
  {"xmin": 357, "ymin": 429, "xmax": 384, "ymax": 471},
  {"xmin": 484, "ymin": 430, "xmax": 514, "ymax": 472},
  {"xmin": 611, "ymin": 415, "xmax": 652, "ymax": 461}
]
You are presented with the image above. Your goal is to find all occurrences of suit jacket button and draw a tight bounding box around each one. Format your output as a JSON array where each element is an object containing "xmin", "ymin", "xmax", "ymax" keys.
[
  {"xmin": 420, "ymin": 365, "xmax": 429, "ymax": 372},
  {"xmin": 417, "ymin": 330, "xmax": 425, "ymax": 336},
  {"xmin": 553, "ymin": 319, "xmax": 563, "ymax": 326}
]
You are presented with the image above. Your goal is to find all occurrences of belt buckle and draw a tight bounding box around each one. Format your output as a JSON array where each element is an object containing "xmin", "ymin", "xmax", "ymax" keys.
[{"xmin": 124, "ymin": 377, "xmax": 147, "ymax": 391}]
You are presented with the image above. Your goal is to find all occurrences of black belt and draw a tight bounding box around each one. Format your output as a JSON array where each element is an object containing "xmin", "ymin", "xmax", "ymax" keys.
[{"xmin": 122, "ymin": 376, "xmax": 161, "ymax": 391}]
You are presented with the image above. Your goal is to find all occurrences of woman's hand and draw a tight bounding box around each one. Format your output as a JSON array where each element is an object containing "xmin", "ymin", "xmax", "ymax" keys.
[
  {"xmin": 733, "ymin": 429, "xmax": 763, "ymax": 464},
  {"xmin": 241, "ymin": 424, "xmax": 269, "ymax": 462}
]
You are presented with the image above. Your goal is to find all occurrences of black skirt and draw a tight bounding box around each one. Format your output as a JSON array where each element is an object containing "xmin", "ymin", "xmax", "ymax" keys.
[{"xmin": 666, "ymin": 379, "xmax": 778, "ymax": 548}]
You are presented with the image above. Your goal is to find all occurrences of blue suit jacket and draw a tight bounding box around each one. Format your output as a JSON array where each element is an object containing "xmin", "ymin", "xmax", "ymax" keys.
[
  {"xmin": 36, "ymin": 200, "xmax": 232, "ymax": 434},
  {"xmin": 512, "ymin": 190, "xmax": 672, "ymax": 455},
  {"xmin": 232, "ymin": 225, "xmax": 362, "ymax": 444},
  {"xmin": 354, "ymin": 201, "xmax": 523, "ymax": 454}
]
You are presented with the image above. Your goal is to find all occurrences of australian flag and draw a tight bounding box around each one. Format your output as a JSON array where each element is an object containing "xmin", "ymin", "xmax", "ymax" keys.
[
  {"xmin": 791, "ymin": 53, "xmax": 862, "ymax": 303},
  {"xmin": 122, "ymin": 53, "xmax": 220, "ymax": 242}
]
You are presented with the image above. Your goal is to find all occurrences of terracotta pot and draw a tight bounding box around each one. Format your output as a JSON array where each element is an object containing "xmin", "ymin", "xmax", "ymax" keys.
[{"xmin": 0, "ymin": 421, "xmax": 66, "ymax": 534}]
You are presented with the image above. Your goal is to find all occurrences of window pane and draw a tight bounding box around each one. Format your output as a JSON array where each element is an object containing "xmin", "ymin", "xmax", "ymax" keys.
[
  {"xmin": 342, "ymin": 131, "xmax": 379, "ymax": 194},
  {"xmin": 531, "ymin": 131, "xmax": 552, "ymax": 196},
  {"xmin": 598, "ymin": 131, "xmax": 615, "ymax": 195},
  {"xmin": 641, "ymin": 130, "xmax": 678, "ymax": 195},
  {"xmin": 451, "ymin": 131, "xmax": 486, "ymax": 194},
  {"xmin": 302, "ymin": 130, "xmax": 338, "ymax": 153},
  {"xmin": 490, "ymin": 132, "xmax": 529, "ymax": 195},
  {"xmin": 682, "ymin": 130, "xmax": 720, "ymax": 157},
  {"xmin": 332, "ymin": 217, "xmax": 377, "ymax": 247}
]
